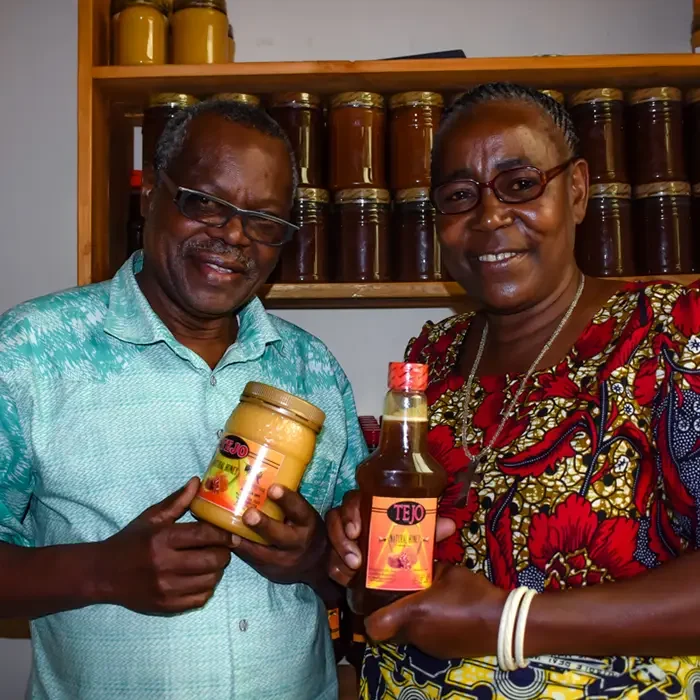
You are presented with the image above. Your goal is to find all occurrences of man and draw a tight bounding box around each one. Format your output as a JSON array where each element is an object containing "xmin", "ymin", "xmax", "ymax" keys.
[{"xmin": 0, "ymin": 101, "xmax": 366, "ymax": 699}]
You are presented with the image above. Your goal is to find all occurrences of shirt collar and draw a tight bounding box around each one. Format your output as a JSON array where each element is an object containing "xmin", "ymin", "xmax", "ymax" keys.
[{"xmin": 104, "ymin": 252, "xmax": 281, "ymax": 366}]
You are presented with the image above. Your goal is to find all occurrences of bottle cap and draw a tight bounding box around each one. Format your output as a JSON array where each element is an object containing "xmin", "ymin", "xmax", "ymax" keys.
[{"xmin": 388, "ymin": 362, "xmax": 428, "ymax": 392}]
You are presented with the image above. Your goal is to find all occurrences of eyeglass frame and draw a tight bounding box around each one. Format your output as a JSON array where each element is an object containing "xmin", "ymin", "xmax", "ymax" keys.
[
  {"xmin": 432, "ymin": 157, "xmax": 577, "ymax": 215},
  {"xmin": 159, "ymin": 171, "xmax": 299, "ymax": 247}
]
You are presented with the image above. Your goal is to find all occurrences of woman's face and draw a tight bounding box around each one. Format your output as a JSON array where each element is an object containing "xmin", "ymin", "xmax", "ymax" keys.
[{"xmin": 434, "ymin": 101, "xmax": 588, "ymax": 313}]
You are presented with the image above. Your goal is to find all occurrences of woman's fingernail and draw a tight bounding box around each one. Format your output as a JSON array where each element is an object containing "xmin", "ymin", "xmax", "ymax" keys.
[
  {"xmin": 345, "ymin": 553, "xmax": 360, "ymax": 569},
  {"xmin": 268, "ymin": 485, "xmax": 283, "ymax": 499},
  {"xmin": 244, "ymin": 510, "xmax": 261, "ymax": 526}
]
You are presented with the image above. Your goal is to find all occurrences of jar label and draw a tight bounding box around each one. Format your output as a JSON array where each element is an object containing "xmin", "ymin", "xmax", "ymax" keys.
[
  {"xmin": 198, "ymin": 434, "xmax": 285, "ymax": 516},
  {"xmin": 327, "ymin": 608, "xmax": 341, "ymax": 640},
  {"xmin": 365, "ymin": 496, "xmax": 438, "ymax": 591}
]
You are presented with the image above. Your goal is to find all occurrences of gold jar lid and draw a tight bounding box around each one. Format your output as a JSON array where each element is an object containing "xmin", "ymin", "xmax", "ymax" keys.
[
  {"xmin": 148, "ymin": 93, "xmax": 199, "ymax": 109},
  {"xmin": 588, "ymin": 183, "xmax": 632, "ymax": 199},
  {"xmin": 212, "ymin": 93, "xmax": 261, "ymax": 106},
  {"xmin": 296, "ymin": 188, "xmax": 330, "ymax": 203},
  {"xmin": 389, "ymin": 92, "xmax": 444, "ymax": 109},
  {"xmin": 629, "ymin": 87, "xmax": 682, "ymax": 105},
  {"xmin": 539, "ymin": 89, "xmax": 565, "ymax": 104},
  {"xmin": 687, "ymin": 88, "xmax": 700, "ymax": 104},
  {"xmin": 331, "ymin": 92, "xmax": 384, "ymax": 110},
  {"xmin": 112, "ymin": 0, "xmax": 169, "ymax": 14},
  {"xmin": 335, "ymin": 188, "xmax": 391, "ymax": 205},
  {"xmin": 173, "ymin": 0, "xmax": 227, "ymax": 13},
  {"xmin": 269, "ymin": 93, "xmax": 322, "ymax": 109},
  {"xmin": 242, "ymin": 382, "xmax": 326, "ymax": 433},
  {"xmin": 395, "ymin": 187, "xmax": 432, "ymax": 203},
  {"xmin": 570, "ymin": 88, "xmax": 624, "ymax": 106},
  {"xmin": 634, "ymin": 181, "xmax": 691, "ymax": 198}
]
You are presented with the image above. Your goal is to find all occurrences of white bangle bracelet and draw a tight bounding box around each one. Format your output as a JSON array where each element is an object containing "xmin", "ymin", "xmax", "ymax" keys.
[
  {"xmin": 514, "ymin": 588, "xmax": 538, "ymax": 669},
  {"xmin": 497, "ymin": 587, "xmax": 528, "ymax": 672}
]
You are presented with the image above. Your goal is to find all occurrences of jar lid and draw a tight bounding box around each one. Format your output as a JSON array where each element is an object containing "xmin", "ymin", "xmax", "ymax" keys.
[
  {"xmin": 629, "ymin": 87, "xmax": 682, "ymax": 105},
  {"xmin": 242, "ymin": 382, "xmax": 326, "ymax": 433},
  {"xmin": 173, "ymin": 0, "xmax": 227, "ymax": 13},
  {"xmin": 296, "ymin": 188, "xmax": 330, "ymax": 203},
  {"xmin": 335, "ymin": 188, "xmax": 391, "ymax": 204},
  {"xmin": 148, "ymin": 93, "xmax": 199, "ymax": 109},
  {"xmin": 588, "ymin": 183, "xmax": 631, "ymax": 199},
  {"xmin": 570, "ymin": 88, "xmax": 624, "ymax": 106},
  {"xmin": 634, "ymin": 181, "xmax": 691, "ymax": 198},
  {"xmin": 212, "ymin": 93, "xmax": 261, "ymax": 106},
  {"xmin": 269, "ymin": 92, "xmax": 322, "ymax": 108},
  {"xmin": 112, "ymin": 0, "xmax": 169, "ymax": 14},
  {"xmin": 539, "ymin": 89, "xmax": 565, "ymax": 104},
  {"xmin": 389, "ymin": 92, "xmax": 444, "ymax": 109},
  {"xmin": 395, "ymin": 187, "xmax": 432, "ymax": 203},
  {"xmin": 331, "ymin": 92, "xmax": 384, "ymax": 110},
  {"xmin": 687, "ymin": 88, "xmax": 700, "ymax": 104}
]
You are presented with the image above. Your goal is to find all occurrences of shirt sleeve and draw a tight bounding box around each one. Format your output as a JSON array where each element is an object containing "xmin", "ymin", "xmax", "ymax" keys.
[{"xmin": 0, "ymin": 379, "xmax": 35, "ymax": 547}]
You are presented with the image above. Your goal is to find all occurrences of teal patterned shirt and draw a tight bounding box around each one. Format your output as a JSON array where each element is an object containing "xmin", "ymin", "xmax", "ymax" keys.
[{"xmin": 0, "ymin": 253, "xmax": 366, "ymax": 700}]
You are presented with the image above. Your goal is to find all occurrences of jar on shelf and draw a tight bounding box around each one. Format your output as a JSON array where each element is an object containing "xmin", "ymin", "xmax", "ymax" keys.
[
  {"xmin": 269, "ymin": 93, "xmax": 325, "ymax": 188},
  {"xmin": 329, "ymin": 93, "xmax": 386, "ymax": 191},
  {"xmin": 142, "ymin": 93, "xmax": 199, "ymax": 172},
  {"xmin": 628, "ymin": 87, "xmax": 686, "ymax": 184},
  {"xmin": 394, "ymin": 188, "xmax": 445, "ymax": 281},
  {"xmin": 539, "ymin": 89, "xmax": 565, "ymax": 105},
  {"xmin": 569, "ymin": 88, "xmax": 627, "ymax": 185},
  {"xmin": 575, "ymin": 183, "xmax": 633, "ymax": 277},
  {"xmin": 634, "ymin": 181, "xmax": 693, "ymax": 275},
  {"xmin": 171, "ymin": 0, "xmax": 229, "ymax": 64},
  {"xmin": 687, "ymin": 89, "xmax": 700, "ymax": 186},
  {"xmin": 111, "ymin": 0, "xmax": 168, "ymax": 66},
  {"xmin": 211, "ymin": 93, "xmax": 261, "ymax": 106},
  {"xmin": 389, "ymin": 92, "xmax": 444, "ymax": 191},
  {"xmin": 280, "ymin": 188, "xmax": 330, "ymax": 283},
  {"xmin": 335, "ymin": 188, "xmax": 391, "ymax": 282}
]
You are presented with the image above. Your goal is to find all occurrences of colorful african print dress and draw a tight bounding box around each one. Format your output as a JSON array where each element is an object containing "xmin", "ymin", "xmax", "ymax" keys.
[{"xmin": 361, "ymin": 282, "xmax": 700, "ymax": 700}]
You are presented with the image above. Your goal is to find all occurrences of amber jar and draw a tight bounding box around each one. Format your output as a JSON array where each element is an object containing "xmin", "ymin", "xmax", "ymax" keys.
[
  {"xmin": 335, "ymin": 188, "xmax": 391, "ymax": 282},
  {"xmin": 570, "ymin": 89, "xmax": 627, "ymax": 185},
  {"xmin": 269, "ymin": 93, "xmax": 324, "ymax": 187},
  {"xmin": 280, "ymin": 188, "xmax": 329, "ymax": 283},
  {"xmin": 172, "ymin": 0, "xmax": 229, "ymax": 64},
  {"xmin": 211, "ymin": 93, "xmax": 261, "ymax": 106},
  {"xmin": 575, "ymin": 183, "xmax": 633, "ymax": 277},
  {"xmin": 111, "ymin": 0, "xmax": 168, "ymax": 66},
  {"xmin": 628, "ymin": 87, "xmax": 686, "ymax": 185},
  {"xmin": 142, "ymin": 93, "xmax": 198, "ymax": 172},
  {"xmin": 329, "ymin": 93, "xmax": 386, "ymax": 191},
  {"xmin": 687, "ymin": 89, "xmax": 700, "ymax": 186},
  {"xmin": 539, "ymin": 89, "xmax": 565, "ymax": 105},
  {"xmin": 634, "ymin": 182, "xmax": 693, "ymax": 275},
  {"xmin": 389, "ymin": 92, "xmax": 444, "ymax": 191}
]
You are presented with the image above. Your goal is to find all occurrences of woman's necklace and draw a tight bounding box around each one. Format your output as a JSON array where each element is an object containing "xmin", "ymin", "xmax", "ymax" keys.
[{"xmin": 460, "ymin": 274, "xmax": 586, "ymax": 465}]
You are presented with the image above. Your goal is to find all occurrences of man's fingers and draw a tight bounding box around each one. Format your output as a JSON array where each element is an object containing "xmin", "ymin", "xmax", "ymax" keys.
[
  {"xmin": 328, "ymin": 547, "xmax": 356, "ymax": 586},
  {"xmin": 240, "ymin": 508, "xmax": 301, "ymax": 549},
  {"xmin": 169, "ymin": 546, "xmax": 232, "ymax": 575},
  {"xmin": 364, "ymin": 592, "xmax": 419, "ymax": 644},
  {"xmin": 167, "ymin": 522, "xmax": 235, "ymax": 550},
  {"xmin": 267, "ymin": 485, "xmax": 316, "ymax": 527},
  {"xmin": 340, "ymin": 490, "xmax": 362, "ymax": 540},
  {"xmin": 140, "ymin": 477, "xmax": 200, "ymax": 526},
  {"xmin": 436, "ymin": 517, "xmax": 457, "ymax": 543},
  {"xmin": 327, "ymin": 507, "xmax": 361, "ymax": 571}
]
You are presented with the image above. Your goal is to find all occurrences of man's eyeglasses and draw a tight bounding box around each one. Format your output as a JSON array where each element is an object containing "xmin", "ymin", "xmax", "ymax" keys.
[
  {"xmin": 160, "ymin": 171, "xmax": 299, "ymax": 247},
  {"xmin": 432, "ymin": 158, "xmax": 576, "ymax": 215}
]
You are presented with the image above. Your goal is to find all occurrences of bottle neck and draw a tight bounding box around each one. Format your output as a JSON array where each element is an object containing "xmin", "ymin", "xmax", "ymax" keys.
[{"xmin": 377, "ymin": 390, "xmax": 429, "ymax": 455}]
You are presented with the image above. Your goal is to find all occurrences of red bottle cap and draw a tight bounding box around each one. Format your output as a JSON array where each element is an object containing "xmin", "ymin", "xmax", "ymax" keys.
[
  {"xmin": 388, "ymin": 362, "xmax": 428, "ymax": 392},
  {"xmin": 130, "ymin": 170, "xmax": 143, "ymax": 189}
]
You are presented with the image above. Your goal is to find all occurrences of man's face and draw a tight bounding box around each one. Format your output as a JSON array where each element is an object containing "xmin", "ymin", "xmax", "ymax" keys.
[{"xmin": 141, "ymin": 114, "xmax": 293, "ymax": 319}]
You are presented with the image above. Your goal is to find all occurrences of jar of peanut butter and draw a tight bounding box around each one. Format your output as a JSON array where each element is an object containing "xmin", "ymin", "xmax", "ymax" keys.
[
  {"xmin": 172, "ymin": 0, "xmax": 229, "ymax": 64},
  {"xmin": 111, "ymin": 0, "xmax": 168, "ymax": 66},
  {"xmin": 191, "ymin": 383, "xmax": 325, "ymax": 543}
]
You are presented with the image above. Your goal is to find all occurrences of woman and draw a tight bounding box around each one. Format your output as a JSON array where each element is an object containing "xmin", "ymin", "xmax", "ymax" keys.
[{"xmin": 328, "ymin": 83, "xmax": 700, "ymax": 699}]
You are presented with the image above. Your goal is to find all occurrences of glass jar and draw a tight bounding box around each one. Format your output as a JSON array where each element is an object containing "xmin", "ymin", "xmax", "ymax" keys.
[
  {"xmin": 389, "ymin": 92, "xmax": 444, "ymax": 191},
  {"xmin": 335, "ymin": 188, "xmax": 391, "ymax": 282},
  {"xmin": 570, "ymin": 88, "xmax": 627, "ymax": 185},
  {"xmin": 634, "ymin": 181, "xmax": 693, "ymax": 275},
  {"xmin": 142, "ymin": 93, "xmax": 198, "ymax": 172},
  {"xmin": 269, "ymin": 93, "xmax": 324, "ymax": 187},
  {"xmin": 628, "ymin": 87, "xmax": 686, "ymax": 184},
  {"xmin": 211, "ymin": 93, "xmax": 261, "ymax": 106},
  {"xmin": 694, "ymin": 185, "xmax": 700, "ymax": 263},
  {"xmin": 687, "ymin": 89, "xmax": 700, "ymax": 186},
  {"xmin": 190, "ymin": 382, "xmax": 325, "ymax": 543},
  {"xmin": 539, "ymin": 89, "xmax": 565, "ymax": 105},
  {"xmin": 280, "ymin": 188, "xmax": 330, "ymax": 283},
  {"xmin": 111, "ymin": 0, "xmax": 168, "ymax": 66},
  {"xmin": 394, "ymin": 188, "xmax": 445, "ymax": 281},
  {"xmin": 329, "ymin": 92, "xmax": 386, "ymax": 191},
  {"xmin": 171, "ymin": 0, "xmax": 229, "ymax": 64},
  {"xmin": 575, "ymin": 183, "xmax": 633, "ymax": 277}
]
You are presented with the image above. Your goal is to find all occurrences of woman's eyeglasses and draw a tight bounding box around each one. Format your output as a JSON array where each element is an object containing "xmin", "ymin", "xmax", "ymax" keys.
[{"xmin": 432, "ymin": 158, "xmax": 576, "ymax": 215}]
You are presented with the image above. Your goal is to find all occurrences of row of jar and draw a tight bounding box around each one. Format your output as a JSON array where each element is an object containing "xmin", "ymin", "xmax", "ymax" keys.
[{"xmin": 111, "ymin": 0, "xmax": 235, "ymax": 66}]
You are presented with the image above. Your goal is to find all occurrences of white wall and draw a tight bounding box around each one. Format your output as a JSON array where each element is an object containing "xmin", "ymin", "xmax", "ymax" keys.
[{"xmin": 0, "ymin": 0, "xmax": 692, "ymax": 696}]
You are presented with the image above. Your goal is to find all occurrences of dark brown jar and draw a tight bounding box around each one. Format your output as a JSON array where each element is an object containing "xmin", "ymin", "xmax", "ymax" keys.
[
  {"xmin": 570, "ymin": 89, "xmax": 627, "ymax": 185},
  {"xmin": 269, "ymin": 93, "xmax": 324, "ymax": 187},
  {"xmin": 687, "ymin": 89, "xmax": 700, "ymax": 186},
  {"xmin": 280, "ymin": 188, "xmax": 329, "ymax": 283},
  {"xmin": 329, "ymin": 93, "xmax": 386, "ymax": 191},
  {"xmin": 211, "ymin": 93, "xmax": 260, "ymax": 106},
  {"xmin": 539, "ymin": 89, "xmax": 565, "ymax": 105},
  {"xmin": 389, "ymin": 92, "xmax": 444, "ymax": 191},
  {"xmin": 142, "ymin": 93, "xmax": 199, "ymax": 172},
  {"xmin": 634, "ymin": 181, "xmax": 693, "ymax": 275},
  {"xmin": 575, "ymin": 183, "xmax": 633, "ymax": 277},
  {"xmin": 335, "ymin": 188, "xmax": 391, "ymax": 282},
  {"xmin": 628, "ymin": 87, "xmax": 686, "ymax": 184}
]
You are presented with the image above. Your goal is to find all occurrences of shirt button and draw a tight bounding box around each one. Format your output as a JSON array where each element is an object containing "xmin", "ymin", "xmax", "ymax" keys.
[
  {"xmin": 210, "ymin": 375, "xmax": 217, "ymax": 386},
  {"xmin": 239, "ymin": 620, "xmax": 249, "ymax": 632}
]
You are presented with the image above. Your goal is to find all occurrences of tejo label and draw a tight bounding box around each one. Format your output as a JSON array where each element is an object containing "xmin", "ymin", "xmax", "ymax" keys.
[
  {"xmin": 366, "ymin": 496, "xmax": 438, "ymax": 592},
  {"xmin": 198, "ymin": 434, "xmax": 285, "ymax": 516}
]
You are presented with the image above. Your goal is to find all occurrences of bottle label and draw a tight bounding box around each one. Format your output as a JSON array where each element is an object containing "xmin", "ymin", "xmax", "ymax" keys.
[
  {"xmin": 327, "ymin": 608, "xmax": 341, "ymax": 640},
  {"xmin": 365, "ymin": 496, "xmax": 438, "ymax": 591},
  {"xmin": 198, "ymin": 434, "xmax": 285, "ymax": 516}
]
